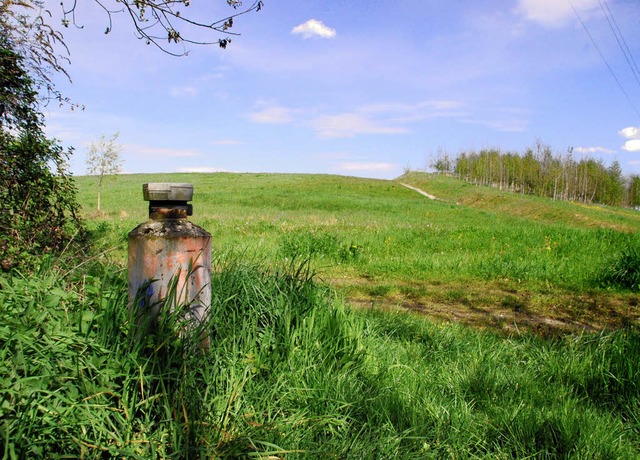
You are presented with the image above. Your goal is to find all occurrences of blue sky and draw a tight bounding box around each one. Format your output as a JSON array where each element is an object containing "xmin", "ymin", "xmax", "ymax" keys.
[{"xmin": 43, "ymin": 0, "xmax": 640, "ymax": 179}]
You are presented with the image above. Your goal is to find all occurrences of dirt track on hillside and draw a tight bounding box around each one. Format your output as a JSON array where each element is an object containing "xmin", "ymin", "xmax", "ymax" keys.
[{"xmin": 399, "ymin": 183, "xmax": 438, "ymax": 200}]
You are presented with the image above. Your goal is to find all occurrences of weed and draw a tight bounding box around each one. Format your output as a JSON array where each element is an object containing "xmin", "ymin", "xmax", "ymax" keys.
[
  {"xmin": 339, "ymin": 243, "xmax": 364, "ymax": 262},
  {"xmin": 601, "ymin": 241, "xmax": 640, "ymax": 291},
  {"xmin": 278, "ymin": 230, "xmax": 340, "ymax": 260},
  {"xmin": 367, "ymin": 284, "xmax": 393, "ymax": 297}
]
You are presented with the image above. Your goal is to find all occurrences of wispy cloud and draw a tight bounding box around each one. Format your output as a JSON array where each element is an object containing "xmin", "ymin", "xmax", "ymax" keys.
[
  {"xmin": 210, "ymin": 139, "xmax": 244, "ymax": 146},
  {"xmin": 248, "ymin": 104, "xmax": 300, "ymax": 124},
  {"xmin": 291, "ymin": 19, "xmax": 336, "ymax": 39},
  {"xmin": 171, "ymin": 86, "xmax": 198, "ymax": 97},
  {"xmin": 127, "ymin": 144, "xmax": 202, "ymax": 158},
  {"xmin": 177, "ymin": 166, "xmax": 232, "ymax": 173},
  {"xmin": 247, "ymin": 99, "xmax": 468, "ymax": 138},
  {"xmin": 312, "ymin": 100, "xmax": 466, "ymax": 138},
  {"xmin": 516, "ymin": 0, "xmax": 599, "ymax": 27},
  {"xmin": 573, "ymin": 146, "xmax": 616, "ymax": 154},
  {"xmin": 313, "ymin": 113, "xmax": 408, "ymax": 138},
  {"xmin": 337, "ymin": 162, "xmax": 398, "ymax": 173},
  {"xmin": 483, "ymin": 119, "xmax": 529, "ymax": 132},
  {"xmin": 360, "ymin": 100, "xmax": 465, "ymax": 121},
  {"xmin": 461, "ymin": 106, "xmax": 530, "ymax": 133}
]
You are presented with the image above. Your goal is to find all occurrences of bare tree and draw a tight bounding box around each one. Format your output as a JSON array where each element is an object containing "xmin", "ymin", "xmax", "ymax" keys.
[
  {"xmin": 0, "ymin": 0, "xmax": 264, "ymax": 104},
  {"xmin": 86, "ymin": 132, "xmax": 123, "ymax": 211},
  {"xmin": 1, "ymin": 0, "xmax": 74, "ymax": 108},
  {"xmin": 59, "ymin": 0, "xmax": 264, "ymax": 55}
]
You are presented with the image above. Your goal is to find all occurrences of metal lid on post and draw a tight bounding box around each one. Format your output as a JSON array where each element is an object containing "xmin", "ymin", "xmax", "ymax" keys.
[
  {"xmin": 143, "ymin": 183, "xmax": 194, "ymax": 220},
  {"xmin": 143, "ymin": 183, "xmax": 194, "ymax": 202}
]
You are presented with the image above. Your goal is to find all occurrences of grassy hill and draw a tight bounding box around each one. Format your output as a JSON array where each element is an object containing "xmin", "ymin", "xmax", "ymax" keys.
[
  {"xmin": 3, "ymin": 171, "xmax": 639, "ymax": 458},
  {"xmin": 75, "ymin": 171, "xmax": 640, "ymax": 334}
]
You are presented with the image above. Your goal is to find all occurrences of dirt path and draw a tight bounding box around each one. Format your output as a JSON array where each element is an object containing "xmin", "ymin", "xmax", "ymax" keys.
[{"xmin": 399, "ymin": 182, "xmax": 438, "ymax": 200}]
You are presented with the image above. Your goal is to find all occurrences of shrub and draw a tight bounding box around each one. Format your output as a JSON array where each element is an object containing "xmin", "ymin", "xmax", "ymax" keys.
[{"xmin": 0, "ymin": 43, "xmax": 83, "ymax": 271}]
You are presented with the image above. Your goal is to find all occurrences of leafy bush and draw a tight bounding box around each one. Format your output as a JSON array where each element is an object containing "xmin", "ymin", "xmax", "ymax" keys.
[
  {"xmin": 0, "ymin": 132, "xmax": 82, "ymax": 269},
  {"xmin": 0, "ymin": 42, "xmax": 83, "ymax": 271}
]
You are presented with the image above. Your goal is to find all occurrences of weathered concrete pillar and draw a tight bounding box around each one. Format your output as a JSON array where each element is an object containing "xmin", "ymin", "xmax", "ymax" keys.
[{"xmin": 128, "ymin": 183, "xmax": 211, "ymax": 346}]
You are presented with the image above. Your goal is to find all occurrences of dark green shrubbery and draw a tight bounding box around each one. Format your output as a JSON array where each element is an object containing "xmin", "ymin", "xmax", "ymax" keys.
[
  {"xmin": 0, "ymin": 43, "xmax": 82, "ymax": 270},
  {"xmin": 0, "ymin": 131, "xmax": 81, "ymax": 269}
]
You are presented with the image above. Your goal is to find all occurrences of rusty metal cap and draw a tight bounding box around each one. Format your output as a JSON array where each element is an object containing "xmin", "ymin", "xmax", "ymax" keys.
[{"xmin": 143, "ymin": 183, "xmax": 193, "ymax": 202}]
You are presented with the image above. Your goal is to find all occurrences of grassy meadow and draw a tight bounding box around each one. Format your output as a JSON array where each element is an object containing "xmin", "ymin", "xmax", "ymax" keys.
[
  {"xmin": 2, "ymin": 171, "xmax": 639, "ymax": 458},
  {"xmin": 76, "ymin": 171, "xmax": 640, "ymax": 333}
]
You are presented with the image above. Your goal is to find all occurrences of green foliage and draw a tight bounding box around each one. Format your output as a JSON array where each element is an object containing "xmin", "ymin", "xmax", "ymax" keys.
[
  {"xmin": 0, "ymin": 47, "xmax": 39, "ymax": 129},
  {"xmin": 0, "ymin": 43, "xmax": 82, "ymax": 271},
  {"xmin": 0, "ymin": 131, "xmax": 81, "ymax": 269}
]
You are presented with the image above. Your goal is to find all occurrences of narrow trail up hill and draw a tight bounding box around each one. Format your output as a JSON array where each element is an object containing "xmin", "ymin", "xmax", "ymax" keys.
[{"xmin": 399, "ymin": 182, "xmax": 438, "ymax": 200}]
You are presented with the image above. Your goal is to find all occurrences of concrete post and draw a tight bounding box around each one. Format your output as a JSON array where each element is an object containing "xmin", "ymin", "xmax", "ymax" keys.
[{"xmin": 127, "ymin": 183, "xmax": 211, "ymax": 347}]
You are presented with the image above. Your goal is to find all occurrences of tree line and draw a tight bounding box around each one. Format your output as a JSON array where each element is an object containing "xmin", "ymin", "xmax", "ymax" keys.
[{"xmin": 431, "ymin": 142, "xmax": 640, "ymax": 208}]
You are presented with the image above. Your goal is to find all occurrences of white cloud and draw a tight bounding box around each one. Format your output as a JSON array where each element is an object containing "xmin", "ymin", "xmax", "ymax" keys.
[
  {"xmin": 517, "ymin": 0, "xmax": 599, "ymax": 27},
  {"xmin": 291, "ymin": 19, "xmax": 337, "ymax": 39},
  {"xmin": 619, "ymin": 126, "xmax": 640, "ymax": 139},
  {"xmin": 313, "ymin": 113, "xmax": 408, "ymax": 138},
  {"xmin": 622, "ymin": 140, "xmax": 640, "ymax": 152},
  {"xmin": 487, "ymin": 119, "xmax": 529, "ymax": 132},
  {"xmin": 127, "ymin": 144, "xmax": 202, "ymax": 158},
  {"xmin": 462, "ymin": 111, "xmax": 529, "ymax": 133},
  {"xmin": 618, "ymin": 126, "xmax": 640, "ymax": 152},
  {"xmin": 177, "ymin": 166, "xmax": 231, "ymax": 173},
  {"xmin": 246, "ymin": 99, "xmax": 466, "ymax": 138},
  {"xmin": 316, "ymin": 151, "xmax": 352, "ymax": 160},
  {"xmin": 337, "ymin": 162, "xmax": 398, "ymax": 173},
  {"xmin": 248, "ymin": 105, "xmax": 298, "ymax": 124},
  {"xmin": 171, "ymin": 86, "xmax": 198, "ymax": 97},
  {"xmin": 311, "ymin": 100, "xmax": 465, "ymax": 138},
  {"xmin": 359, "ymin": 100, "xmax": 465, "ymax": 122},
  {"xmin": 210, "ymin": 139, "xmax": 244, "ymax": 146},
  {"xmin": 573, "ymin": 146, "xmax": 615, "ymax": 154}
]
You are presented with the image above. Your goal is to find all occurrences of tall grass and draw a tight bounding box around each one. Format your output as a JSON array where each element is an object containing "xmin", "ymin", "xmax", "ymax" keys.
[
  {"xmin": 2, "ymin": 255, "xmax": 639, "ymax": 458},
  {"xmin": 601, "ymin": 239, "xmax": 640, "ymax": 291},
  {"xmin": 74, "ymin": 172, "xmax": 640, "ymax": 299}
]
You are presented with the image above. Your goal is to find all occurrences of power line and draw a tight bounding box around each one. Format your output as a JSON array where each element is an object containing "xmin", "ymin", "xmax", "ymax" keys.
[
  {"xmin": 567, "ymin": 0, "xmax": 640, "ymax": 119},
  {"xmin": 598, "ymin": 0, "xmax": 640, "ymax": 91}
]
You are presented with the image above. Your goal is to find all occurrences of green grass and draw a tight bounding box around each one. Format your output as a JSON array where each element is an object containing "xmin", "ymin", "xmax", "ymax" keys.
[
  {"xmin": 4, "ymin": 171, "xmax": 640, "ymax": 457},
  {"xmin": 1, "ymin": 255, "xmax": 639, "ymax": 458},
  {"xmin": 75, "ymin": 172, "xmax": 640, "ymax": 332}
]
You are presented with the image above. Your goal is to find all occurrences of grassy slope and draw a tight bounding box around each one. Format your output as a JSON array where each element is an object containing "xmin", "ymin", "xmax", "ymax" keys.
[
  {"xmin": 75, "ymin": 171, "xmax": 640, "ymax": 334},
  {"xmin": 3, "ymin": 172, "xmax": 639, "ymax": 458},
  {"xmin": 399, "ymin": 171, "xmax": 640, "ymax": 232}
]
